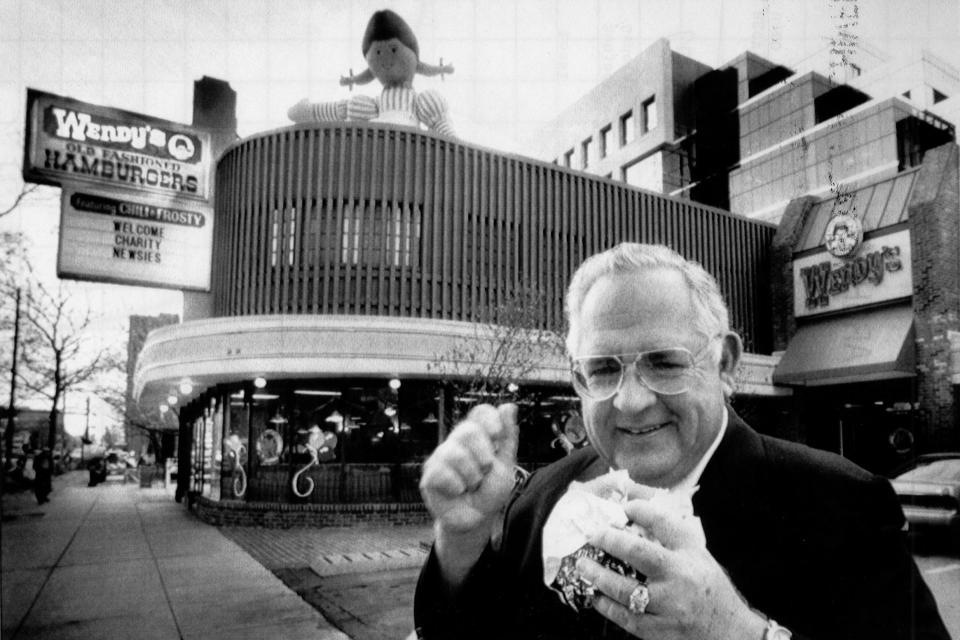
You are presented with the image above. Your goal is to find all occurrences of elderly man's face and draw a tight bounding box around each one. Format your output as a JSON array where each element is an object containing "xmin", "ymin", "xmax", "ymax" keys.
[{"xmin": 573, "ymin": 268, "xmax": 731, "ymax": 488}]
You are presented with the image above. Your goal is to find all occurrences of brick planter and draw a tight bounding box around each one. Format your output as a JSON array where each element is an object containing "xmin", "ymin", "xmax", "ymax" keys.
[{"xmin": 191, "ymin": 495, "xmax": 431, "ymax": 528}]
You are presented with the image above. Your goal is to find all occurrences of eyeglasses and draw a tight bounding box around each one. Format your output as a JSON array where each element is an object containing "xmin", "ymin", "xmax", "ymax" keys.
[{"xmin": 570, "ymin": 337, "xmax": 720, "ymax": 400}]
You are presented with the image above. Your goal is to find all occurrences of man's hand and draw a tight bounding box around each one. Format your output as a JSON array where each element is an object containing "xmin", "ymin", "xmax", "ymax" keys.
[
  {"xmin": 576, "ymin": 498, "xmax": 767, "ymax": 640},
  {"xmin": 419, "ymin": 404, "xmax": 519, "ymax": 585}
]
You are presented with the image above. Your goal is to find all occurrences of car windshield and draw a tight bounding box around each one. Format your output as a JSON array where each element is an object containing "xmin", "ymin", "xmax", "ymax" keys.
[{"xmin": 896, "ymin": 459, "xmax": 960, "ymax": 483}]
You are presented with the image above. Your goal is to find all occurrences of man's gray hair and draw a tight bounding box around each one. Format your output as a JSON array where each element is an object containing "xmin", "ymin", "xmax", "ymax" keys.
[{"xmin": 564, "ymin": 243, "xmax": 731, "ymax": 356}]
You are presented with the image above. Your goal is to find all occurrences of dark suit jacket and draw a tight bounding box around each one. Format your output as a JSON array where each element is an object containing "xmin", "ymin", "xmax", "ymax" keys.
[{"xmin": 415, "ymin": 410, "xmax": 950, "ymax": 639}]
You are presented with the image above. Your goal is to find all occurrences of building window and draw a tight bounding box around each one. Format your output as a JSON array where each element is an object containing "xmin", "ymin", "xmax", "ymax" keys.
[
  {"xmin": 620, "ymin": 111, "xmax": 634, "ymax": 146},
  {"xmin": 270, "ymin": 206, "xmax": 298, "ymax": 267},
  {"xmin": 642, "ymin": 97, "xmax": 657, "ymax": 133},
  {"xmin": 581, "ymin": 137, "xmax": 592, "ymax": 169},
  {"xmin": 337, "ymin": 200, "xmax": 421, "ymax": 267},
  {"xmin": 563, "ymin": 149, "xmax": 574, "ymax": 167},
  {"xmin": 599, "ymin": 125, "xmax": 611, "ymax": 158},
  {"xmin": 933, "ymin": 88, "xmax": 948, "ymax": 104},
  {"xmin": 622, "ymin": 153, "xmax": 663, "ymax": 192}
]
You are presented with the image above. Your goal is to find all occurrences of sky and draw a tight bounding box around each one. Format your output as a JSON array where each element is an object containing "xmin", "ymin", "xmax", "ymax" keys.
[{"xmin": 2, "ymin": 0, "xmax": 959, "ymax": 434}]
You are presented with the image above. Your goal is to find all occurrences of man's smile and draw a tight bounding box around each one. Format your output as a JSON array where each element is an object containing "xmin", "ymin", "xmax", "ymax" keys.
[{"xmin": 616, "ymin": 421, "xmax": 671, "ymax": 437}]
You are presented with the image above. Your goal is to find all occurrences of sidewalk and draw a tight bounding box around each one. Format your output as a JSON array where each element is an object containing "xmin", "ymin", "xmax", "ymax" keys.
[{"xmin": 1, "ymin": 471, "xmax": 354, "ymax": 640}]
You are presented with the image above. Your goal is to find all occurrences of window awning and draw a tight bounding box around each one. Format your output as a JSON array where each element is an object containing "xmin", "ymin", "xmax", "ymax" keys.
[{"xmin": 773, "ymin": 305, "xmax": 915, "ymax": 386}]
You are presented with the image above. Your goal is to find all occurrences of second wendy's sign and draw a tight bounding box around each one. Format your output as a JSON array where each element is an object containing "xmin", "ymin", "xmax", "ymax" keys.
[
  {"xmin": 58, "ymin": 187, "xmax": 213, "ymax": 291},
  {"xmin": 23, "ymin": 89, "xmax": 212, "ymax": 200}
]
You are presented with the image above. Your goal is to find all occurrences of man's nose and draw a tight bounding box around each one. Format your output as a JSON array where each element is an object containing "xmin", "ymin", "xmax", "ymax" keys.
[{"xmin": 612, "ymin": 364, "xmax": 658, "ymax": 412}]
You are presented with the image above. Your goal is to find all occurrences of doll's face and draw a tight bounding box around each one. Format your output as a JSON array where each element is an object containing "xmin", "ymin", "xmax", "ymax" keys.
[{"xmin": 366, "ymin": 38, "xmax": 418, "ymax": 86}]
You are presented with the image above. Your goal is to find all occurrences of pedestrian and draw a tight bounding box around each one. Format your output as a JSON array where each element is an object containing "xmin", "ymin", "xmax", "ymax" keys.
[
  {"xmin": 33, "ymin": 448, "xmax": 52, "ymax": 504},
  {"xmin": 87, "ymin": 455, "xmax": 105, "ymax": 487},
  {"xmin": 415, "ymin": 243, "xmax": 950, "ymax": 639}
]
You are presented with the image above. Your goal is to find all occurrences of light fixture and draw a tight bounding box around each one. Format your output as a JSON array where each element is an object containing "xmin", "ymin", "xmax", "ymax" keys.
[
  {"xmin": 167, "ymin": 394, "xmax": 178, "ymax": 406},
  {"xmin": 294, "ymin": 389, "xmax": 341, "ymax": 396},
  {"xmin": 326, "ymin": 411, "xmax": 344, "ymax": 424},
  {"xmin": 251, "ymin": 393, "xmax": 279, "ymax": 400},
  {"xmin": 253, "ymin": 376, "xmax": 267, "ymax": 389},
  {"xmin": 159, "ymin": 403, "xmax": 169, "ymax": 414},
  {"xmin": 423, "ymin": 412, "xmax": 438, "ymax": 424},
  {"xmin": 269, "ymin": 411, "xmax": 288, "ymax": 425},
  {"xmin": 179, "ymin": 380, "xmax": 194, "ymax": 395},
  {"xmin": 507, "ymin": 383, "xmax": 519, "ymax": 393},
  {"xmin": 388, "ymin": 378, "xmax": 401, "ymax": 390},
  {"xmin": 384, "ymin": 406, "xmax": 397, "ymax": 417}
]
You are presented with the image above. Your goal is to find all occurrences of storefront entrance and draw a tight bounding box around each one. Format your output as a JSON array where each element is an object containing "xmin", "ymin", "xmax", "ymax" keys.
[{"xmin": 796, "ymin": 378, "xmax": 917, "ymax": 475}]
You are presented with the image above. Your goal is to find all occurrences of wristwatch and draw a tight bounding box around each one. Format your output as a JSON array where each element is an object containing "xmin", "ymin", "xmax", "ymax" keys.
[{"xmin": 763, "ymin": 619, "xmax": 793, "ymax": 640}]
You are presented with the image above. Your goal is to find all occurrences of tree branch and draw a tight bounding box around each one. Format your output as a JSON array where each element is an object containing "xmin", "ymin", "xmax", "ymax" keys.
[{"xmin": 0, "ymin": 184, "xmax": 38, "ymax": 218}]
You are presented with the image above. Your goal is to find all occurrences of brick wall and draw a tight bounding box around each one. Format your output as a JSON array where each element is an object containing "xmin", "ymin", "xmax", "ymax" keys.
[
  {"xmin": 192, "ymin": 496, "xmax": 432, "ymax": 528},
  {"xmin": 909, "ymin": 142, "xmax": 960, "ymax": 451},
  {"xmin": 770, "ymin": 195, "xmax": 819, "ymax": 350}
]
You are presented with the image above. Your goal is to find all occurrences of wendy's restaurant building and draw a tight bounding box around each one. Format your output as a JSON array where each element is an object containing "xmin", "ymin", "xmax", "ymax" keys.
[
  {"xmin": 771, "ymin": 143, "xmax": 960, "ymax": 475},
  {"xmin": 131, "ymin": 91, "xmax": 783, "ymax": 525}
]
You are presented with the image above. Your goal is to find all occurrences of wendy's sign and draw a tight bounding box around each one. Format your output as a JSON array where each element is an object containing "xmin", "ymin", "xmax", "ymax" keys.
[
  {"xmin": 793, "ymin": 229, "xmax": 912, "ymax": 318},
  {"xmin": 23, "ymin": 88, "xmax": 214, "ymax": 290},
  {"xmin": 23, "ymin": 89, "xmax": 211, "ymax": 200}
]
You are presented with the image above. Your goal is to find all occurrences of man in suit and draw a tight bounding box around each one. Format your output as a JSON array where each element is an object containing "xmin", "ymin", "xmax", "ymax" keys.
[{"xmin": 414, "ymin": 243, "xmax": 949, "ymax": 639}]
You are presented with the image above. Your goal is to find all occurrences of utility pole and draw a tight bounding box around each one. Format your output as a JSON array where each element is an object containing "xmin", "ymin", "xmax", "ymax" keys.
[{"xmin": 4, "ymin": 287, "xmax": 21, "ymax": 470}]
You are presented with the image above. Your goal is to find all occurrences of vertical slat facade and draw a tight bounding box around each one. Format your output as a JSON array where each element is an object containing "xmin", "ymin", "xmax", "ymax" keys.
[{"xmin": 213, "ymin": 124, "xmax": 777, "ymax": 353}]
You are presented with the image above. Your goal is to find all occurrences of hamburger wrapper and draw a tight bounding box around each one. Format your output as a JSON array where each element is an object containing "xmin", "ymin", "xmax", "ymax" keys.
[{"xmin": 541, "ymin": 469, "xmax": 703, "ymax": 612}]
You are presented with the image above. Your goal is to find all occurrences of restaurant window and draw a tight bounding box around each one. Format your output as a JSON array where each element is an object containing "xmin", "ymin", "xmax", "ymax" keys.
[
  {"xmin": 581, "ymin": 137, "xmax": 592, "ymax": 169},
  {"xmin": 339, "ymin": 201, "xmax": 421, "ymax": 267},
  {"xmin": 642, "ymin": 96, "xmax": 657, "ymax": 133},
  {"xmin": 270, "ymin": 206, "xmax": 298, "ymax": 267},
  {"xmin": 620, "ymin": 111, "xmax": 635, "ymax": 146},
  {"xmin": 563, "ymin": 149, "xmax": 574, "ymax": 167},
  {"xmin": 599, "ymin": 125, "xmax": 611, "ymax": 158}
]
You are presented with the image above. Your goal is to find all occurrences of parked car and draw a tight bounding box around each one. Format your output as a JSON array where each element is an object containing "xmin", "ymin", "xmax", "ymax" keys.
[
  {"xmin": 104, "ymin": 449, "xmax": 135, "ymax": 477},
  {"xmin": 890, "ymin": 453, "xmax": 960, "ymax": 550}
]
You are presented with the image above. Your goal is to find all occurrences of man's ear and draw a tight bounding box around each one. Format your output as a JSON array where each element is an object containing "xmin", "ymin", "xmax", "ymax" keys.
[{"xmin": 718, "ymin": 332, "xmax": 742, "ymax": 397}]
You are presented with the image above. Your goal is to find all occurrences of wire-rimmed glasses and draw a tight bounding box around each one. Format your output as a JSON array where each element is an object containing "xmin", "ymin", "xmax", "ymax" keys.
[{"xmin": 571, "ymin": 337, "xmax": 720, "ymax": 400}]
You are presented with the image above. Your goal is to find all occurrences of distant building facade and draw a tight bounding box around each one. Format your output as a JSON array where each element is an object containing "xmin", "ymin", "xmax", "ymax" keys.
[
  {"xmin": 125, "ymin": 314, "xmax": 179, "ymax": 460},
  {"xmin": 535, "ymin": 41, "xmax": 960, "ymax": 471}
]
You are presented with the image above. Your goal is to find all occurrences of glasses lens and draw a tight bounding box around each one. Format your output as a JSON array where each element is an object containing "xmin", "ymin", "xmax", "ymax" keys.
[
  {"xmin": 572, "ymin": 356, "xmax": 622, "ymax": 399},
  {"xmin": 637, "ymin": 348, "xmax": 695, "ymax": 394}
]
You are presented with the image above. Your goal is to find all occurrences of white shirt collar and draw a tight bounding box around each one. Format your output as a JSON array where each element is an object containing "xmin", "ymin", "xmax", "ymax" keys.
[{"xmin": 671, "ymin": 407, "xmax": 727, "ymax": 493}]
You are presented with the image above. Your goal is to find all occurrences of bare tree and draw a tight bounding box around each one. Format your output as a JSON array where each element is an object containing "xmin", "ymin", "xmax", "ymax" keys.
[
  {"xmin": 428, "ymin": 287, "xmax": 567, "ymax": 426},
  {"xmin": 10, "ymin": 261, "xmax": 120, "ymax": 453},
  {"xmin": 1, "ymin": 232, "xmax": 29, "ymax": 463},
  {"xmin": 96, "ymin": 377, "xmax": 167, "ymax": 459},
  {"xmin": 0, "ymin": 184, "xmax": 39, "ymax": 218}
]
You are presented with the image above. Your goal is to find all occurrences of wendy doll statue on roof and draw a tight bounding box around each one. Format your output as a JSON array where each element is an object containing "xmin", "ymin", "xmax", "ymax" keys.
[{"xmin": 287, "ymin": 9, "xmax": 455, "ymax": 137}]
